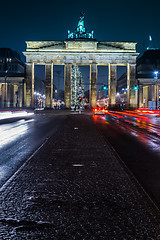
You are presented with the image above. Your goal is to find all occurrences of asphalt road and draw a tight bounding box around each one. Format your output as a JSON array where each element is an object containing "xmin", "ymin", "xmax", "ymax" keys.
[
  {"xmin": 0, "ymin": 112, "xmax": 160, "ymax": 239},
  {"xmin": 93, "ymin": 113, "xmax": 160, "ymax": 208},
  {"xmin": 0, "ymin": 110, "xmax": 67, "ymax": 187},
  {"xmin": 0, "ymin": 110, "xmax": 160, "ymax": 209}
]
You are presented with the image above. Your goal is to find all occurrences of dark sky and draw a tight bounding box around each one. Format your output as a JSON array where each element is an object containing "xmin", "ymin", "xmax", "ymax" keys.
[{"xmin": 1, "ymin": 0, "xmax": 159, "ymax": 62}]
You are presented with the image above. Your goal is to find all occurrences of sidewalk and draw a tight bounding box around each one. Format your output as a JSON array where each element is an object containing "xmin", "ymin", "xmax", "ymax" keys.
[{"xmin": 0, "ymin": 114, "xmax": 160, "ymax": 239}]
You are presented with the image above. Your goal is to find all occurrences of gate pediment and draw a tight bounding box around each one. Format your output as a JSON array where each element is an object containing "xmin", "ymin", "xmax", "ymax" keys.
[
  {"xmin": 26, "ymin": 41, "xmax": 65, "ymax": 51},
  {"xmin": 25, "ymin": 40, "xmax": 136, "ymax": 53},
  {"xmin": 97, "ymin": 42, "xmax": 137, "ymax": 52},
  {"xmin": 65, "ymin": 41, "xmax": 98, "ymax": 51}
]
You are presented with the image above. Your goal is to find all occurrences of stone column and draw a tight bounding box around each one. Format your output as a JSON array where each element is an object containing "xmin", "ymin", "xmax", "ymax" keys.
[
  {"xmin": 13, "ymin": 84, "xmax": 18, "ymax": 107},
  {"xmin": 148, "ymin": 85, "xmax": 152, "ymax": 101},
  {"xmin": 127, "ymin": 64, "xmax": 137, "ymax": 108},
  {"xmin": 158, "ymin": 85, "xmax": 160, "ymax": 106},
  {"xmin": 64, "ymin": 64, "xmax": 72, "ymax": 108},
  {"xmin": 19, "ymin": 84, "xmax": 23, "ymax": 107},
  {"xmin": 45, "ymin": 63, "xmax": 53, "ymax": 108},
  {"xmin": 151, "ymin": 84, "xmax": 160, "ymax": 109},
  {"xmin": 151, "ymin": 85, "xmax": 155, "ymax": 101},
  {"xmin": 156, "ymin": 84, "xmax": 159, "ymax": 108},
  {"xmin": 25, "ymin": 63, "xmax": 34, "ymax": 108},
  {"xmin": 90, "ymin": 64, "xmax": 97, "ymax": 108},
  {"xmin": 138, "ymin": 85, "xmax": 143, "ymax": 108},
  {"xmin": 23, "ymin": 79, "xmax": 26, "ymax": 107},
  {"xmin": 108, "ymin": 64, "xmax": 116, "ymax": 107},
  {"xmin": 7, "ymin": 84, "xmax": 11, "ymax": 108},
  {"xmin": 1, "ymin": 84, "xmax": 6, "ymax": 108},
  {"xmin": 127, "ymin": 64, "xmax": 130, "ymax": 107},
  {"xmin": 0, "ymin": 84, "xmax": 2, "ymax": 108},
  {"xmin": 143, "ymin": 86, "xmax": 149, "ymax": 108},
  {"xmin": 1, "ymin": 83, "xmax": 9, "ymax": 108},
  {"xmin": 4, "ymin": 82, "xmax": 8, "ymax": 107},
  {"xmin": 9, "ymin": 84, "xmax": 13, "ymax": 107}
]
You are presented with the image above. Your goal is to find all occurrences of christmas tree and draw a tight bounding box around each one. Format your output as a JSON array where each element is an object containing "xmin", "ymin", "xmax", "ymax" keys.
[{"xmin": 71, "ymin": 65, "xmax": 85, "ymax": 108}]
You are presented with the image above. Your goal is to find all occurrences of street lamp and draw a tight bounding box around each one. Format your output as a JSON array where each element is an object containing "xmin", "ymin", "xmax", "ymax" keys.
[
  {"xmin": 154, "ymin": 71, "xmax": 158, "ymax": 78},
  {"xmin": 154, "ymin": 71, "xmax": 159, "ymax": 109}
]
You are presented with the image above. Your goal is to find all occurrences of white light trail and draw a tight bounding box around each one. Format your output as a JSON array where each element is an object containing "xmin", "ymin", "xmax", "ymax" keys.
[
  {"xmin": 0, "ymin": 111, "xmax": 34, "ymax": 120},
  {"xmin": 0, "ymin": 119, "xmax": 34, "ymax": 148}
]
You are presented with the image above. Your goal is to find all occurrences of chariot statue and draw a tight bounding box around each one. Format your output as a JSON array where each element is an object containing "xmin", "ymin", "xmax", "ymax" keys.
[{"xmin": 68, "ymin": 12, "xmax": 94, "ymax": 40}]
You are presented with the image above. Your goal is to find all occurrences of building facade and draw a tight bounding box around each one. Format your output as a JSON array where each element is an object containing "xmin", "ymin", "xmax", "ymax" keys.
[
  {"xmin": 22, "ymin": 13, "xmax": 139, "ymax": 109},
  {"xmin": 0, "ymin": 48, "xmax": 25, "ymax": 108},
  {"xmin": 137, "ymin": 49, "xmax": 160, "ymax": 109},
  {"xmin": 23, "ymin": 40, "xmax": 139, "ymax": 109}
]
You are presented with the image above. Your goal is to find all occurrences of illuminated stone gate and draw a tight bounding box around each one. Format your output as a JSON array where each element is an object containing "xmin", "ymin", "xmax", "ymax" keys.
[{"xmin": 23, "ymin": 13, "xmax": 139, "ymax": 109}]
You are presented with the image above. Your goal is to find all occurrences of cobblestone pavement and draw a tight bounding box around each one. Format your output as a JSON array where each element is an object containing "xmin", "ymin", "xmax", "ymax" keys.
[{"xmin": 0, "ymin": 114, "xmax": 160, "ymax": 239}]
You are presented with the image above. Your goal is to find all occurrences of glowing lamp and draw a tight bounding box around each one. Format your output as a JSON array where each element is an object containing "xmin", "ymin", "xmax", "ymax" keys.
[{"xmin": 154, "ymin": 71, "xmax": 159, "ymax": 78}]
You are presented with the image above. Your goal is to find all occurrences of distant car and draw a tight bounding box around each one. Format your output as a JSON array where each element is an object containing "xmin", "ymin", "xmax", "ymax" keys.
[{"xmin": 93, "ymin": 107, "xmax": 107, "ymax": 115}]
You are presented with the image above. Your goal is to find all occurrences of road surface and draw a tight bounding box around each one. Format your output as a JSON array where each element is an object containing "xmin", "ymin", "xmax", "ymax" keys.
[{"xmin": 0, "ymin": 109, "xmax": 160, "ymax": 208}]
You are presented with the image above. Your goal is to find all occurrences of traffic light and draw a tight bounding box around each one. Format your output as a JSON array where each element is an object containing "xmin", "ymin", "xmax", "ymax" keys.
[
  {"xmin": 103, "ymin": 85, "xmax": 107, "ymax": 90},
  {"xmin": 134, "ymin": 85, "xmax": 138, "ymax": 90},
  {"xmin": 79, "ymin": 96, "xmax": 82, "ymax": 102}
]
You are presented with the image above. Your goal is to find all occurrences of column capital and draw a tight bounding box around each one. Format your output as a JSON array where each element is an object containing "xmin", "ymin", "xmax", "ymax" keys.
[
  {"xmin": 26, "ymin": 62, "xmax": 34, "ymax": 65},
  {"xmin": 127, "ymin": 63, "xmax": 136, "ymax": 67},
  {"xmin": 45, "ymin": 62, "xmax": 53, "ymax": 66},
  {"xmin": 65, "ymin": 63, "xmax": 72, "ymax": 67},
  {"xmin": 109, "ymin": 63, "xmax": 117, "ymax": 66}
]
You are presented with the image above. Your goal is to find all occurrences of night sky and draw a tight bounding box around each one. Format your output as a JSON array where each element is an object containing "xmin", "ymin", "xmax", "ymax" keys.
[
  {"xmin": 1, "ymin": 0, "xmax": 160, "ymax": 62},
  {"xmin": 1, "ymin": 0, "xmax": 160, "ymax": 93}
]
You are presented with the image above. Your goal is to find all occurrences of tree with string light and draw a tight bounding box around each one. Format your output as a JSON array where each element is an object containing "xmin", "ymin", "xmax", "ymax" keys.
[{"xmin": 71, "ymin": 65, "xmax": 84, "ymax": 108}]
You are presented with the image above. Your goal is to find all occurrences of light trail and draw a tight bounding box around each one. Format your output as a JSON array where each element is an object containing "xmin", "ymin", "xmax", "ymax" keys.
[
  {"xmin": 0, "ymin": 119, "xmax": 34, "ymax": 148},
  {"xmin": 113, "ymin": 111, "xmax": 149, "ymax": 120},
  {"xmin": 102, "ymin": 113, "xmax": 160, "ymax": 155},
  {"xmin": 0, "ymin": 110, "xmax": 34, "ymax": 120},
  {"xmin": 105, "ymin": 111, "xmax": 123, "ymax": 118}
]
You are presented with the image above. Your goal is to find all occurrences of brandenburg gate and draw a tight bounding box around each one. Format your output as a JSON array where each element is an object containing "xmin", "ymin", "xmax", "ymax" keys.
[{"xmin": 23, "ymin": 13, "xmax": 139, "ymax": 109}]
